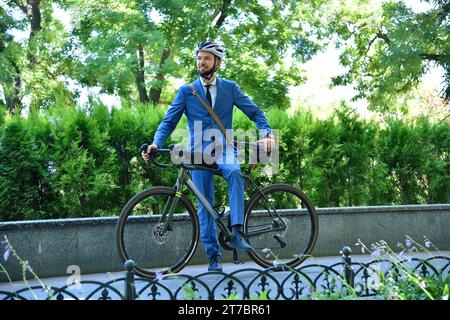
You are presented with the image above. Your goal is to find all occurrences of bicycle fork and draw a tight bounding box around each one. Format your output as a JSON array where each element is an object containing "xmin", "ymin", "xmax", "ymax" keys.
[{"xmin": 157, "ymin": 168, "xmax": 188, "ymax": 233}]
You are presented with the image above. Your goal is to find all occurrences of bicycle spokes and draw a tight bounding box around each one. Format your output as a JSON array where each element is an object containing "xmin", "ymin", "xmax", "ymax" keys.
[
  {"xmin": 245, "ymin": 184, "xmax": 318, "ymax": 268},
  {"xmin": 118, "ymin": 189, "xmax": 199, "ymax": 277}
]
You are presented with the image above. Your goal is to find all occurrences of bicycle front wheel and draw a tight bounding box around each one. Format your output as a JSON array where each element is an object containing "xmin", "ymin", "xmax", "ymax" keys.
[
  {"xmin": 244, "ymin": 183, "xmax": 318, "ymax": 269},
  {"xmin": 116, "ymin": 186, "xmax": 200, "ymax": 279}
]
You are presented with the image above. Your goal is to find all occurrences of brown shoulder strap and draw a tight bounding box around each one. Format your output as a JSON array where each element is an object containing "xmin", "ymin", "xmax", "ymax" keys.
[{"xmin": 189, "ymin": 83, "xmax": 235, "ymax": 146}]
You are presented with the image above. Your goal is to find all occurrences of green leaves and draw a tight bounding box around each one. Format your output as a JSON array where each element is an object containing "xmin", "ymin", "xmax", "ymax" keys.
[
  {"xmin": 1, "ymin": 0, "xmax": 447, "ymax": 115},
  {"xmin": 0, "ymin": 100, "xmax": 449, "ymax": 220},
  {"xmin": 328, "ymin": 0, "xmax": 450, "ymax": 111},
  {"xmin": 0, "ymin": 1, "xmax": 449, "ymax": 220},
  {"xmin": 0, "ymin": 117, "xmax": 56, "ymax": 220},
  {"xmin": 0, "ymin": 0, "xmax": 329, "ymax": 109}
]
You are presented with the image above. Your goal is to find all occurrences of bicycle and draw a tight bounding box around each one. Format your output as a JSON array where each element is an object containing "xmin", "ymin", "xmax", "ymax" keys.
[{"xmin": 115, "ymin": 143, "xmax": 319, "ymax": 279}]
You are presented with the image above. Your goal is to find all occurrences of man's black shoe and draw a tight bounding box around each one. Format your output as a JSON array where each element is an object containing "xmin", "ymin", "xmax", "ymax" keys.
[
  {"xmin": 230, "ymin": 231, "xmax": 253, "ymax": 252},
  {"xmin": 208, "ymin": 255, "xmax": 223, "ymax": 272}
]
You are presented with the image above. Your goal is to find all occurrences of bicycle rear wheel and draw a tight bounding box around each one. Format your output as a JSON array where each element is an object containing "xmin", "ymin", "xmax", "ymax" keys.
[
  {"xmin": 116, "ymin": 186, "xmax": 199, "ymax": 279},
  {"xmin": 244, "ymin": 183, "xmax": 318, "ymax": 269}
]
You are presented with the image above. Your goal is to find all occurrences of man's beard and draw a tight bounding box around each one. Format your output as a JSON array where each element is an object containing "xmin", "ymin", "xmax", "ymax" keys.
[{"xmin": 199, "ymin": 65, "xmax": 217, "ymax": 80}]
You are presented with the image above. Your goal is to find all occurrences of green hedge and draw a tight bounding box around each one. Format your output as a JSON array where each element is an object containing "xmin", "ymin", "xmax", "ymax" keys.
[{"xmin": 0, "ymin": 103, "xmax": 449, "ymax": 221}]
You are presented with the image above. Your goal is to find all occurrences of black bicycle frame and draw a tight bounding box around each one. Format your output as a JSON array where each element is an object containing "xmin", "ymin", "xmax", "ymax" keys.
[
  {"xmin": 157, "ymin": 166, "xmax": 232, "ymax": 238},
  {"xmin": 157, "ymin": 165, "xmax": 287, "ymax": 241}
]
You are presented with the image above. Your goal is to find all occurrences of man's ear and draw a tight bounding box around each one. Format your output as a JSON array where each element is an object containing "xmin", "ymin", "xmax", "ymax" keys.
[{"xmin": 216, "ymin": 59, "xmax": 222, "ymax": 68}]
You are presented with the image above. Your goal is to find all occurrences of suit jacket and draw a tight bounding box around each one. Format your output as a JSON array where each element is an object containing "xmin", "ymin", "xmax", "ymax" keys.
[{"xmin": 152, "ymin": 77, "xmax": 272, "ymax": 152}]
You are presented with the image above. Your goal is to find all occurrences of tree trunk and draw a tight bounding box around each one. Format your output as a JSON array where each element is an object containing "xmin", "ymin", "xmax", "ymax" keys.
[
  {"xmin": 6, "ymin": 0, "xmax": 42, "ymax": 110},
  {"xmin": 28, "ymin": 0, "xmax": 41, "ymax": 67},
  {"xmin": 136, "ymin": 45, "xmax": 150, "ymax": 103},
  {"xmin": 4, "ymin": 61, "xmax": 22, "ymax": 112},
  {"xmin": 149, "ymin": 46, "xmax": 171, "ymax": 105},
  {"xmin": 14, "ymin": 0, "xmax": 41, "ymax": 65},
  {"xmin": 29, "ymin": 0, "xmax": 42, "ymax": 38},
  {"xmin": 14, "ymin": 0, "xmax": 42, "ymax": 36},
  {"xmin": 212, "ymin": 0, "xmax": 232, "ymax": 29}
]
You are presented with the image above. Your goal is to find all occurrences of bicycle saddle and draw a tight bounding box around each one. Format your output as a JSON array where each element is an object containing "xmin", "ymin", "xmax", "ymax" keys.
[{"xmin": 175, "ymin": 149, "xmax": 222, "ymax": 175}]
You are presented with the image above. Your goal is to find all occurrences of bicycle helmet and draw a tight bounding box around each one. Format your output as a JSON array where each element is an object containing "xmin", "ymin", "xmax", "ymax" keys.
[{"xmin": 195, "ymin": 40, "xmax": 225, "ymax": 60}]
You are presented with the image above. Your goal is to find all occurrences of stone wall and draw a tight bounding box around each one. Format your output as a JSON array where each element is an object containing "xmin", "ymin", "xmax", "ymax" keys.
[{"xmin": 1, "ymin": 204, "xmax": 449, "ymax": 281}]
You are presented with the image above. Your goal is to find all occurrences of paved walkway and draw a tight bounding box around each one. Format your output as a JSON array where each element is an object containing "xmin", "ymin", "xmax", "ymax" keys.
[
  {"xmin": 0, "ymin": 252, "xmax": 370, "ymax": 290},
  {"xmin": 1, "ymin": 249, "xmax": 448, "ymax": 300}
]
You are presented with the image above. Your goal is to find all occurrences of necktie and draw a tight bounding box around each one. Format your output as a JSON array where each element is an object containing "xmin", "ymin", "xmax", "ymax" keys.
[
  {"xmin": 205, "ymin": 84, "xmax": 216, "ymax": 144},
  {"xmin": 205, "ymin": 84, "xmax": 212, "ymax": 108}
]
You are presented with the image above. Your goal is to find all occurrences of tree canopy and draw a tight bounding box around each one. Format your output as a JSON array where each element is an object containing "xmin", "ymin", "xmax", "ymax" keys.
[
  {"xmin": 0, "ymin": 0, "xmax": 448, "ymax": 113},
  {"xmin": 327, "ymin": 0, "xmax": 449, "ymax": 111},
  {"xmin": 0, "ymin": 1, "xmax": 449, "ymax": 221}
]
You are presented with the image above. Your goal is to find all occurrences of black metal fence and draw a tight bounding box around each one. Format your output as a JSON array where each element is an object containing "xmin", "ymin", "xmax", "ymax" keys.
[{"xmin": 1, "ymin": 247, "xmax": 449, "ymax": 300}]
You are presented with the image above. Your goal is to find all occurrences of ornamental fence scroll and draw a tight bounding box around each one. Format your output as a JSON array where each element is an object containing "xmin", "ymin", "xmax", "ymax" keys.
[{"xmin": 1, "ymin": 247, "xmax": 449, "ymax": 300}]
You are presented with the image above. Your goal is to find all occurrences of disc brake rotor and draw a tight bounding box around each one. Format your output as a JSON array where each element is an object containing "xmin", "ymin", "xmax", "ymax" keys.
[{"xmin": 153, "ymin": 223, "xmax": 168, "ymax": 244}]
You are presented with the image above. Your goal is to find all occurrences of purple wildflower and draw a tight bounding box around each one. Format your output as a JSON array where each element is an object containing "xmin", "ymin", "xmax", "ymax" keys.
[
  {"xmin": 405, "ymin": 239, "xmax": 413, "ymax": 248},
  {"xmin": 419, "ymin": 280, "xmax": 426, "ymax": 289},
  {"xmin": 2, "ymin": 236, "xmax": 11, "ymax": 262},
  {"xmin": 424, "ymin": 239, "xmax": 431, "ymax": 248},
  {"xmin": 262, "ymin": 248, "xmax": 272, "ymax": 259},
  {"xmin": 21, "ymin": 260, "xmax": 33, "ymax": 273},
  {"xmin": 354, "ymin": 240, "xmax": 365, "ymax": 254},
  {"xmin": 371, "ymin": 247, "xmax": 381, "ymax": 258},
  {"xmin": 3, "ymin": 245, "xmax": 10, "ymax": 262},
  {"xmin": 302, "ymin": 286, "xmax": 311, "ymax": 297}
]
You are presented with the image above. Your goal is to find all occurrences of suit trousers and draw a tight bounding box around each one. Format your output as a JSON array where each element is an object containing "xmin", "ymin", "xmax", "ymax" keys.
[{"xmin": 190, "ymin": 150, "xmax": 244, "ymax": 260}]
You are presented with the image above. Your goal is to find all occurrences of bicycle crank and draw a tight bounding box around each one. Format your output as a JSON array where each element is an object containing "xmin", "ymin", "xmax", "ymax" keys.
[{"xmin": 218, "ymin": 232, "xmax": 234, "ymax": 251}]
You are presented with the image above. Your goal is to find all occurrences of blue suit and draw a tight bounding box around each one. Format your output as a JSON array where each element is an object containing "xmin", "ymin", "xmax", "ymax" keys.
[{"xmin": 152, "ymin": 77, "xmax": 272, "ymax": 260}]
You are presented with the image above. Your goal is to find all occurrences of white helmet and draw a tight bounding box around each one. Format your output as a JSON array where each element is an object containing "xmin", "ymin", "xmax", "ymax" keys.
[{"xmin": 195, "ymin": 40, "xmax": 225, "ymax": 60}]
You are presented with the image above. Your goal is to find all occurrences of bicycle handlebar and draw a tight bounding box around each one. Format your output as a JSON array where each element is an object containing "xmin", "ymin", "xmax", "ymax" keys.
[
  {"xmin": 140, "ymin": 141, "xmax": 271, "ymax": 169},
  {"xmin": 235, "ymin": 141, "xmax": 265, "ymax": 149},
  {"xmin": 140, "ymin": 143, "xmax": 173, "ymax": 168}
]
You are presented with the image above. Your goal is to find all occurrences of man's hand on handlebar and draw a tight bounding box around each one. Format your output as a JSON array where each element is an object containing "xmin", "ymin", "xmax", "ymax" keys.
[
  {"xmin": 141, "ymin": 143, "xmax": 158, "ymax": 162},
  {"xmin": 256, "ymin": 134, "xmax": 275, "ymax": 153}
]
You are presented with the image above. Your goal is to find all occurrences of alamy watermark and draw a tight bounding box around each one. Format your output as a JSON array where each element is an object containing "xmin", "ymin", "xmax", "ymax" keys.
[
  {"xmin": 167, "ymin": 122, "xmax": 280, "ymax": 175},
  {"xmin": 66, "ymin": 265, "xmax": 81, "ymax": 289}
]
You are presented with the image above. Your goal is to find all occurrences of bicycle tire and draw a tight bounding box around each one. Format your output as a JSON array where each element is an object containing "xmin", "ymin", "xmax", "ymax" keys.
[
  {"xmin": 116, "ymin": 186, "xmax": 200, "ymax": 279},
  {"xmin": 244, "ymin": 183, "xmax": 318, "ymax": 269}
]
